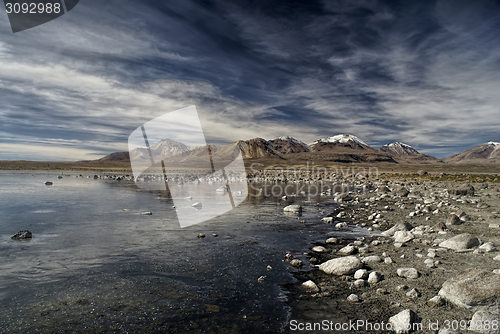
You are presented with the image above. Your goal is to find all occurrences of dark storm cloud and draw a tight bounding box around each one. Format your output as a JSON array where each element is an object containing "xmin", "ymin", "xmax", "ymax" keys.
[{"xmin": 1, "ymin": 0, "xmax": 500, "ymax": 159}]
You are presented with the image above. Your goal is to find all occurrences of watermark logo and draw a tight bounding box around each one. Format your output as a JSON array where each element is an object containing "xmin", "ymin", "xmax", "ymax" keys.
[
  {"xmin": 128, "ymin": 105, "xmax": 248, "ymax": 228},
  {"xmin": 4, "ymin": 0, "xmax": 79, "ymax": 33}
]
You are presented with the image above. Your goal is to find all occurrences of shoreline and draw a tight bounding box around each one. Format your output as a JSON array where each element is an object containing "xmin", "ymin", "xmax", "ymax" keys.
[{"xmin": 283, "ymin": 176, "xmax": 500, "ymax": 333}]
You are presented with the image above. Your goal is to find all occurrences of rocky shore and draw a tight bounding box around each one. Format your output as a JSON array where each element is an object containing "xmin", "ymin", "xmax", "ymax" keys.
[{"xmin": 281, "ymin": 175, "xmax": 500, "ymax": 334}]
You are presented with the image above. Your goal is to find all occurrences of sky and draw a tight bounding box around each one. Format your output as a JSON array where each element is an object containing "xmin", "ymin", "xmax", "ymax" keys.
[{"xmin": 0, "ymin": 0, "xmax": 500, "ymax": 160}]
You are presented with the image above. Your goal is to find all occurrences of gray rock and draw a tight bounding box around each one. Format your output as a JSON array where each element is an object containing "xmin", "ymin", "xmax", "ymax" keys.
[
  {"xmin": 381, "ymin": 221, "xmax": 413, "ymax": 237},
  {"xmin": 479, "ymin": 242, "xmax": 497, "ymax": 253},
  {"xmin": 338, "ymin": 245, "xmax": 356, "ymax": 255},
  {"xmin": 326, "ymin": 237, "xmax": 338, "ymax": 244},
  {"xmin": 347, "ymin": 294, "xmax": 359, "ymax": 302},
  {"xmin": 284, "ymin": 205, "xmax": 302, "ymax": 213},
  {"xmin": 11, "ymin": 230, "xmax": 32, "ymax": 240},
  {"xmin": 290, "ymin": 259, "xmax": 303, "ymax": 268},
  {"xmin": 397, "ymin": 268, "xmax": 419, "ymax": 279},
  {"xmin": 438, "ymin": 268, "xmax": 500, "ymax": 309},
  {"xmin": 446, "ymin": 214, "xmax": 462, "ymax": 226},
  {"xmin": 439, "ymin": 233, "xmax": 480, "ymax": 251},
  {"xmin": 469, "ymin": 311, "xmax": 500, "ymax": 333},
  {"xmin": 44, "ymin": 181, "xmax": 53, "ymax": 185},
  {"xmin": 406, "ymin": 288, "xmax": 420, "ymax": 299},
  {"xmin": 353, "ymin": 279, "xmax": 366, "ymax": 288},
  {"xmin": 394, "ymin": 187, "xmax": 410, "ymax": 197},
  {"xmin": 362, "ymin": 255, "xmax": 382, "ymax": 264},
  {"xmin": 388, "ymin": 309, "xmax": 422, "ymax": 334},
  {"xmin": 448, "ymin": 184, "xmax": 475, "ymax": 196},
  {"xmin": 427, "ymin": 295, "xmax": 444, "ymax": 307},
  {"xmin": 140, "ymin": 211, "xmax": 153, "ymax": 215},
  {"xmin": 393, "ymin": 231, "xmax": 415, "ymax": 244},
  {"xmin": 368, "ymin": 271, "xmax": 382, "ymax": 284},
  {"xmin": 301, "ymin": 280, "xmax": 319, "ymax": 293},
  {"xmin": 354, "ymin": 269, "xmax": 368, "ymax": 279},
  {"xmin": 312, "ymin": 246, "xmax": 327, "ymax": 253},
  {"xmin": 319, "ymin": 256, "xmax": 362, "ymax": 276}
]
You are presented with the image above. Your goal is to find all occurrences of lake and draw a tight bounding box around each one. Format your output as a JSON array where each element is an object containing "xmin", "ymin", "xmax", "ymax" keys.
[{"xmin": 0, "ymin": 171, "xmax": 366, "ymax": 333}]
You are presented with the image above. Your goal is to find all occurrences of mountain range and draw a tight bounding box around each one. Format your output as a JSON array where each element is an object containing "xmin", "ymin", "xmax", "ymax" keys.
[{"xmin": 98, "ymin": 134, "xmax": 500, "ymax": 165}]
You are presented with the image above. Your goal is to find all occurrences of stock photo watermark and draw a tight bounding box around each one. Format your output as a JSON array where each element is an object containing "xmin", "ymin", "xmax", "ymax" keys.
[{"xmin": 4, "ymin": 0, "xmax": 79, "ymax": 33}]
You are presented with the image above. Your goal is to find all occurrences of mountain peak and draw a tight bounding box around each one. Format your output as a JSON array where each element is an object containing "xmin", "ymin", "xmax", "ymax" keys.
[
  {"xmin": 380, "ymin": 142, "xmax": 420, "ymax": 155},
  {"xmin": 311, "ymin": 134, "xmax": 369, "ymax": 147}
]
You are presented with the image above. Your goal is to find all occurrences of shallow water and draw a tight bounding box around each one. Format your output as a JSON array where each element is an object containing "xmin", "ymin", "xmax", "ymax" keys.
[{"xmin": 0, "ymin": 171, "xmax": 369, "ymax": 333}]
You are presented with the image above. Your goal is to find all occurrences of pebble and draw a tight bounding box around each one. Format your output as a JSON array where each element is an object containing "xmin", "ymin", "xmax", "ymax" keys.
[
  {"xmin": 301, "ymin": 280, "xmax": 319, "ymax": 293},
  {"xmin": 397, "ymin": 268, "xmax": 419, "ymax": 279},
  {"xmin": 354, "ymin": 269, "xmax": 369, "ymax": 279},
  {"xmin": 346, "ymin": 294, "xmax": 359, "ymax": 302},
  {"xmin": 311, "ymin": 246, "xmax": 327, "ymax": 253},
  {"xmin": 367, "ymin": 271, "xmax": 382, "ymax": 284},
  {"xmin": 290, "ymin": 259, "xmax": 303, "ymax": 268},
  {"xmin": 406, "ymin": 288, "xmax": 420, "ymax": 299}
]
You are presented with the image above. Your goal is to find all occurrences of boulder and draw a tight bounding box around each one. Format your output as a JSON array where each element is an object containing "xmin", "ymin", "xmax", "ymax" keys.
[
  {"xmin": 388, "ymin": 309, "xmax": 421, "ymax": 334},
  {"xmin": 11, "ymin": 230, "xmax": 32, "ymax": 240},
  {"xmin": 319, "ymin": 256, "xmax": 362, "ymax": 275},
  {"xmin": 284, "ymin": 205, "xmax": 302, "ymax": 213},
  {"xmin": 439, "ymin": 233, "xmax": 480, "ymax": 251},
  {"xmin": 438, "ymin": 268, "xmax": 500, "ymax": 309}
]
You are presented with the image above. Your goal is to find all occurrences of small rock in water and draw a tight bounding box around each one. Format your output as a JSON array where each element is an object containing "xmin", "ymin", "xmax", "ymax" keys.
[
  {"xmin": 266, "ymin": 265, "xmax": 272, "ymax": 271},
  {"xmin": 192, "ymin": 202, "xmax": 202, "ymax": 208},
  {"xmin": 257, "ymin": 276, "xmax": 265, "ymax": 283},
  {"xmin": 290, "ymin": 259, "xmax": 303, "ymax": 268},
  {"xmin": 211, "ymin": 233, "xmax": 218, "ymax": 237},
  {"xmin": 326, "ymin": 237, "xmax": 338, "ymax": 244},
  {"xmin": 197, "ymin": 233, "xmax": 206, "ymax": 238},
  {"xmin": 312, "ymin": 246, "xmax": 327, "ymax": 253},
  {"xmin": 283, "ymin": 205, "xmax": 302, "ymax": 213},
  {"xmin": 140, "ymin": 211, "xmax": 153, "ymax": 215},
  {"xmin": 11, "ymin": 230, "xmax": 32, "ymax": 240},
  {"xmin": 44, "ymin": 181, "xmax": 53, "ymax": 186}
]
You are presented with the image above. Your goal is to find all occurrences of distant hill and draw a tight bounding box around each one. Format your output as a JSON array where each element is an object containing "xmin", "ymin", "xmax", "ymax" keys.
[
  {"xmin": 443, "ymin": 141, "xmax": 500, "ymax": 163},
  {"xmin": 235, "ymin": 138, "xmax": 283, "ymax": 159},
  {"xmin": 268, "ymin": 136, "xmax": 310, "ymax": 154},
  {"xmin": 97, "ymin": 151, "xmax": 130, "ymax": 162},
  {"xmin": 379, "ymin": 142, "xmax": 438, "ymax": 163}
]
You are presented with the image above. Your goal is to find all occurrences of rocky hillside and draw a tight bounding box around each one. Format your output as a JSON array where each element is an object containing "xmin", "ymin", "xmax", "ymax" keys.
[
  {"xmin": 444, "ymin": 142, "xmax": 500, "ymax": 163},
  {"xmin": 269, "ymin": 136, "xmax": 310, "ymax": 154},
  {"xmin": 235, "ymin": 138, "xmax": 283, "ymax": 159}
]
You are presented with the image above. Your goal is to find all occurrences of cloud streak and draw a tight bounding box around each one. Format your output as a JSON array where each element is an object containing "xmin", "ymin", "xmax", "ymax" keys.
[{"xmin": 1, "ymin": 0, "xmax": 500, "ymax": 159}]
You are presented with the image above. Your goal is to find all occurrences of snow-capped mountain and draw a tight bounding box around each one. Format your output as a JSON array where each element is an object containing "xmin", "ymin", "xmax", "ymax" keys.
[
  {"xmin": 269, "ymin": 136, "xmax": 310, "ymax": 154},
  {"xmin": 129, "ymin": 139, "xmax": 191, "ymax": 161},
  {"xmin": 444, "ymin": 141, "xmax": 500, "ymax": 163},
  {"xmin": 310, "ymin": 134, "xmax": 373, "ymax": 151},
  {"xmin": 380, "ymin": 142, "xmax": 420, "ymax": 155}
]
